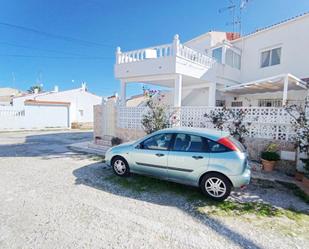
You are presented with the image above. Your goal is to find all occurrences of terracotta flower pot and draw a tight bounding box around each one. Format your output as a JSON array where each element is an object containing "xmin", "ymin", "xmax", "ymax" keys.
[
  {"xmin": 302, "ymin": 176, "xmax": 309, "ymax": 188},
  {"xmin": 261, "ymin": 159, "xmax": 276, "ymax": 172},
  {"xmin": 295, "ymin": 171, "xmax": 304, "ymax": 181}
]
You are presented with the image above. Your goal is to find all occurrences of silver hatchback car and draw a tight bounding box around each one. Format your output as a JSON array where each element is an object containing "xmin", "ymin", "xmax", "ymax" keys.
[{"xmin": 105, "ymin": 127, "xmax": 250, "ymax": 201}]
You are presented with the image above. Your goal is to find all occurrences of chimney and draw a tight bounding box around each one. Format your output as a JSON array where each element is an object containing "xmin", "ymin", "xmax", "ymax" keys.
[
  {"xmin": 54, "ymin": 85, "xmax": 59, "ymax": 92},
  {"xmin": 34, "ymin": 88, "xmax": 39, "ymax": 94}
]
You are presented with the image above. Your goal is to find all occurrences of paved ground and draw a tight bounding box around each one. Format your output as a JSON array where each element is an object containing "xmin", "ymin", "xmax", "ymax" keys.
[{"xmin": 0, "ymin": 130, "xmax": 308, "ymax": 249}]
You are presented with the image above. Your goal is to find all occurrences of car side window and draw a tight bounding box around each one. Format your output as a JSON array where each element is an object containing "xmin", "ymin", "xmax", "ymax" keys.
[
  {"xmin": 206, "ymin": 139, "xmax": 229, "ymax": 153},
  {"xmin": 172, "ymin": 134, "xmax": 206, "ymax": 152},
  {"xmin": 140, "ymin": 133, "xmax": 173, "ymax": 151}
]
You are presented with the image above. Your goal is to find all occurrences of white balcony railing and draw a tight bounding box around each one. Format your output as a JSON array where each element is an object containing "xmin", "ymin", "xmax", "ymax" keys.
[
  {"xmin": 116, "ymin": 34, "xmax": 215, "ymax": 68},
  {"xmin": 117, "ymin": 43, "xmax": 173, "ymax": 64},
  {"xmin": 117, "ymin": 106, "xmax": 298, "ymax": 141},
  {"xmin": 178, "ymin": 45, "xmax": 215, "ymax": 68}
]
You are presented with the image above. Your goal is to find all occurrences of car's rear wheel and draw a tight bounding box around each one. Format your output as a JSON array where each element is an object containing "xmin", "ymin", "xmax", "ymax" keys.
[
  {"xmin": 200, "ymin": 173, "xmax": 232, "ymax": 201},
  {"xmin": 112, "ymin": 157, "xmax": 130, "ymax": 177}
]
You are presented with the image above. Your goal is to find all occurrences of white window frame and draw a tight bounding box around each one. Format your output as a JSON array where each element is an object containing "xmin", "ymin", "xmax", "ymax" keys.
[
  {"xmin": 225, "ymin": 48, "xmax": 241, "ymax": 70},
  {"xmin": 260, "ymin": 46, "xmax": 282, "ymax": 68}
]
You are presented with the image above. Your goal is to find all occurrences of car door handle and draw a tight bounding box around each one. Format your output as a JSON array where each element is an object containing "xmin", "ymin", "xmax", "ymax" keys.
[
  {"xmin": 192, "ymin": 156, "xmax": 203, "ymax": 160},
  {"xmin": 155, "ymin": 153, "xmax": 165, "ymax": 157}
]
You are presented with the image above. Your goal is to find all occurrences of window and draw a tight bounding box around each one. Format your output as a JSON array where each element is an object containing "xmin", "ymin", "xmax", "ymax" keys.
[
  {"xmin": 206, "ymin": 139, "xmax": 229, "ymax": 153},
  {"xmin": 212, "ymin": 47, "xmax": 222, "ymax": 63},
  {"xmin": 141, "ymin": 133, "xmax": 172, "ymax": 151},
  {"xmin": 172, "ymin": 134, "xmax": 206, "ymax": 152},
  {"xmin": 231, "ymin": 101, "xmax": 243, "ymax": 107},
  {"xmin": 216, "ymin": 100, "xmax": 226, "ymax": 107},
  {"xmin": 261, "ymin": 47, "xmax": 281, "ymax": 68},
  {"xmin": 226, "ymin": 48, "xmax": 241, "ymax": 69},
  {"xmin": 258, "ymin": 99, "xmax": 282, "ymax": 107}
]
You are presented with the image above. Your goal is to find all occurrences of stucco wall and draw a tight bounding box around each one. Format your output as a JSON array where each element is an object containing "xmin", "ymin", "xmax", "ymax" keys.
[
  {"xmin": 232, "ymin": 15, "xmax": 309, "ymax": 82},
  {"xmin": 93, "ymin": 104, "xmax": 103, "ymax": 139},
  {"xmin": 0, "ymin": 104, "xmax": 69, "ymax": 130},
  {"xmin": 13, "ymin": 89, "xmax": 102, "ymax": 124}
]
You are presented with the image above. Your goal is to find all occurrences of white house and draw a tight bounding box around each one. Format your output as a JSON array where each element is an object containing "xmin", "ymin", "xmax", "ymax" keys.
[
  {"xmin": 0, "ymin": 87, "xmax": 23, "ymax": 106},
  {"xmin": 114, "ymin": 12, "xmax": 309, "ymax": 108},
  {"xmin": 13, "ymin": 83, "xmax": 102, "ymax": 128}
]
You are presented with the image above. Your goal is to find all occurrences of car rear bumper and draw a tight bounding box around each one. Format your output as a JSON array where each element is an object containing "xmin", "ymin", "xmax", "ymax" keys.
[{"xmin": 228, "ymin": 168, "xmax": 251, "ymax": 188}]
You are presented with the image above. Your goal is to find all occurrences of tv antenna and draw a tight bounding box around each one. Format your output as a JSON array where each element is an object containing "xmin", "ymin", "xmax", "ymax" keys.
[
  {"xmin": 219, "ymin": 0, "xmax": 237, "ymax": 33},
  {"xmin": 219, "ymin": 0, "xmax": 251, "ymax": 35}
]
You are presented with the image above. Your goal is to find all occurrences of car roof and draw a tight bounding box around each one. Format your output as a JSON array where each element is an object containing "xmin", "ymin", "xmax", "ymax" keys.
[{"xmin": 155, "ymin": 127, "xmax": 230, "ymax": 141}]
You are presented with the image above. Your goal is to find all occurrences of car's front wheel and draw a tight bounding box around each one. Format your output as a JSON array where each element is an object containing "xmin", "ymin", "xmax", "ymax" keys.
[
  {"xmin": 112, "ymin": 157, "xmax": 130, "ymax": 177},
  {"xmin": 200, "ymin": 173, "xmax": 232, "ymax": 201}
]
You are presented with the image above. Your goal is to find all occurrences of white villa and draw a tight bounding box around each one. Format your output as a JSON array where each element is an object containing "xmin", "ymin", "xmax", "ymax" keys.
[
  {"xmin": 94, "ymin": 12, "xmax": 309, "ymax": 166},
  {"xmin": 115, "ymin": 12, "xmax": 309, "ymax": 108},
  {"xmin": 12, "ymin": 83, "xmax": 102, "ymax": 128}
]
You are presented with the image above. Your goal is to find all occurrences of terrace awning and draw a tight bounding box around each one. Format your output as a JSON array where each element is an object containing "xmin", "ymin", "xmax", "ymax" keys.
[{"xmin": 222, "ymin": 73, "xmax": 307, "ymax": 105}]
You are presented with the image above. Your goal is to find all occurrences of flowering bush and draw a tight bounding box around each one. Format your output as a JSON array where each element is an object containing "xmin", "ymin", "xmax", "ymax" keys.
[
  {"xmin": 141, "ymin": 88, "xmax": 174, "ymax": 134},
  {"xmin": 285, "ymin": 98, "xmax": 309, "ymax": 176},
  {"xmin": 204, "ymin": 107, "xmax": 251, "ymax": 144}
]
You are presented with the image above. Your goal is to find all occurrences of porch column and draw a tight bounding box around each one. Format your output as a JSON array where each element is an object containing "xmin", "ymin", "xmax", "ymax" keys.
[
  {"xmin": 120, "ymin": 80, "xmax": 126, "ymax": 106},
  {"xmin": 282, "ymin": 75, "xmax": 289, "ymax": 106},
  {"xmin": 174, "ymin": 74, "xmax": 182, "ymax": 107},
  {"xmin": 208, "ymin": 82, "xmax": 216, "ymax": 107}
]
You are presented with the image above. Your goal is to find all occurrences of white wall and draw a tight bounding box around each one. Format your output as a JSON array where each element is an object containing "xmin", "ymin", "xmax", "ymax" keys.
[
  {"xmin": 0, "ymin": 104, "xmax": 69, "ymax": 130},
  {"xmin": 185, "ymin": 32, "xmax": 227, "ymax": 54},
  {"xmin": 232, "ymin": 14, "xmax": 309, "ymax": 83},
  {"xmin": 12, "ymin": 89, "xmax": 102, "ymax": 123}
]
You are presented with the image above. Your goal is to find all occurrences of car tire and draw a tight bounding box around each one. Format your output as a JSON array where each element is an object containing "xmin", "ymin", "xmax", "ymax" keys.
[
  {"xmin": 112, "ymin": 156, "xmax": 130, "ymax": 177},
  {"xmin": 200, "ymin": 173, "xmax": 232, "ymax": 201}
]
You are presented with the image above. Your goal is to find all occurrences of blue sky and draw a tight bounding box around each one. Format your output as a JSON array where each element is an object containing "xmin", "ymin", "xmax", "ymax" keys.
[{"xmin": 0, "ymin": 0, "xmax": 308, "ymax": 97}]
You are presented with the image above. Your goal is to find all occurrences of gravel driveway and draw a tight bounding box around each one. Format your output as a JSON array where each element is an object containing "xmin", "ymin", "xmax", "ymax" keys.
[{"xmin": 0, "ymin": 131, "xmax": 308, "ymax": 249}]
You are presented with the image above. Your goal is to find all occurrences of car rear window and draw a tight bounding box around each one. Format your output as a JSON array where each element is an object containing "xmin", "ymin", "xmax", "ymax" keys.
[{"xmin": 206, "ymin": 139, "xmax": 230, "ymax": 153}]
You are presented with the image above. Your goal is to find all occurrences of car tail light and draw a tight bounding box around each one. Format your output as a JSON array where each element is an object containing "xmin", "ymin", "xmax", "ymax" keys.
[{"xmin": 217, "ymin": 137, "xmax": 240, "ymax": 152}]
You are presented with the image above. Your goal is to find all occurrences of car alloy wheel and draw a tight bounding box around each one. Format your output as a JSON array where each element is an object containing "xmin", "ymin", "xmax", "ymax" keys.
[
  {"xmin": 205, "ymin": 177, "xmax": 226, "ymax": 198},
  {"xmin": 114, "ymin": 159, "xmax": 126, "ymax": 175},
  {"xmin": 200, "ymin": 173, "xmax": 232, "ymax": 201}
]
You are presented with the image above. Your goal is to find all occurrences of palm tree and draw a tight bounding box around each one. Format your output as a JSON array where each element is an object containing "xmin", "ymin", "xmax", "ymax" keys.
[{"xmin": 28, "ymin": 85, "xmax": 43, "ymax": 94}]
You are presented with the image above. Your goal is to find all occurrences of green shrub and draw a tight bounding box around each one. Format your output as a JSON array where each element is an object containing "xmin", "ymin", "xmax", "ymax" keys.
[{"xmin": 261, "ymin": 151, "xmax": 280, "ymax": 161}]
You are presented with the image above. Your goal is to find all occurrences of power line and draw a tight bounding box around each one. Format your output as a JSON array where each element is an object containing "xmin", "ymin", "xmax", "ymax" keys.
[
  {"xmin": 0, "ymin": 54, "xmax": 113, "ymax": 60},
  {"xmin": 0, "ymin": 21, "xmax": 113, "ymax": 48},
  {"xmin": 0, "ymin": 41, "xmax": 104, "ymax": 57}
]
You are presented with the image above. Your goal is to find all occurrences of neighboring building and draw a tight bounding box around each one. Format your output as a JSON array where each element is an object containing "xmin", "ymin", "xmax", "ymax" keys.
[
  {"xmin": 13, "ymin": 83, "xmax": 102, "ymax": 128},
  {"xmin": 0, "ymin": 87, "xmax": 23, "ymax": 105},
  {"xmin": 114, "ymin": 12, "xmax": 309, "ymax": 107}
]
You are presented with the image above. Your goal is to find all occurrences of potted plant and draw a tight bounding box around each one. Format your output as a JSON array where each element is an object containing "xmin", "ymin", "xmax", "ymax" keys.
[{"xmin": 260, "ymin": 143, "xmax": 280, "ymax": 172}]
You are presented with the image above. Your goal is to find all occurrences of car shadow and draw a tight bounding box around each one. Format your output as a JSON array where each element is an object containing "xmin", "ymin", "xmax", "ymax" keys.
[
  {"xmin": 0, "ymin": 131, "xmax": 93, "ymax": 158},
  {"xmin": 73, "ymin": 162, "xmax": 267, "ymax": 249}
]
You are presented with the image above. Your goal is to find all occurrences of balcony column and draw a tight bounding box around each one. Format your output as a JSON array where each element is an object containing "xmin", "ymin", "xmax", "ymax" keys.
[
  {"xmin": 208, "ymin": 82, "xmax": 216, "ymax": 107},
  {"xmin": 120, "ymin": 80, "xmax": 126, "ymax": 106},
  {"xmin": 174, "ymin": 74, "xmax": 182, "ymax": 107},
  {"xmin": 282, "ymin": 75, "xmax": 289, "ymax": 106}
]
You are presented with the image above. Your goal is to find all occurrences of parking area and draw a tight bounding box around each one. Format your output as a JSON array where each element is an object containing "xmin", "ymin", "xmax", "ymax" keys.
[{"xmin": 0, "ymin": 130, "xmax": 308, "ymax": 249}]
